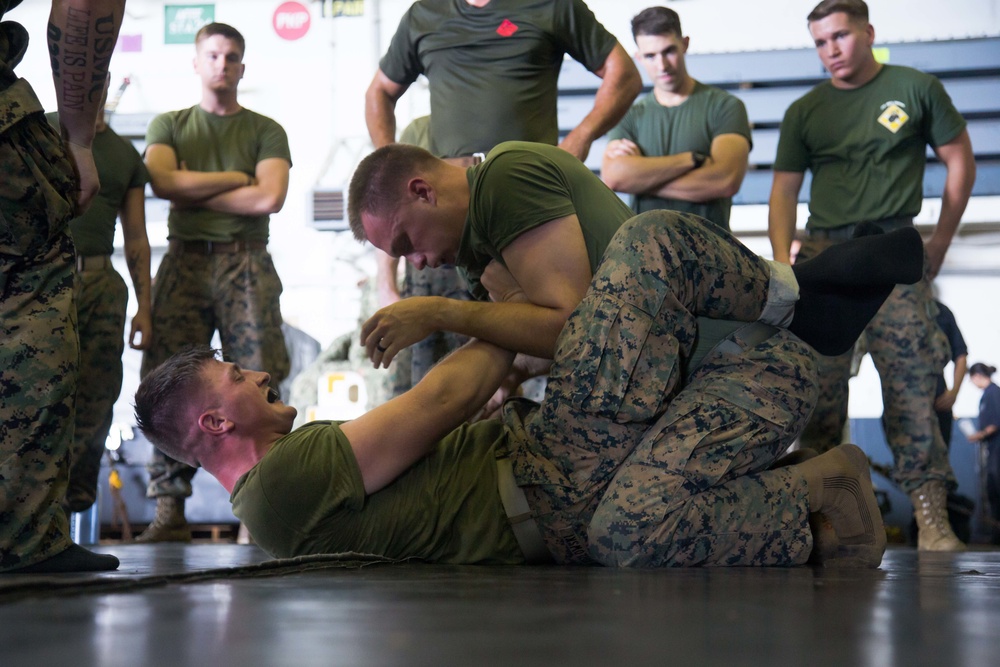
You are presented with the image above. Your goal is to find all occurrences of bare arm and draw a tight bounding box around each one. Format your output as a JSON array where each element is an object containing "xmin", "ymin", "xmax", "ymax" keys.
[
  {"xmin": 361, "ymin": 215, "xmax": 593, "ymax": 363},
  {"xmin": 119, "ymin": 186, "xmax": 152, "ymax": 349},
  {"xmin": 201, "ymin": 157, "xmax": 290, "ymax": 216},
  {"xmin": 654, "ymin": 134, "xmax": 751, "ymax": 201},
  {"xmin": 601, "ymin": 139, "xmax": 695, "ymax": 193},
  {"xmin": 364, "ymin": 69, "xmax": 409, "ymax": 150},
  {"xmin": 768, "ymin": 170, "xmax": 806, "ymax": 264},
  {"xmin": 49, "ymin": 0, "xmax": 126, "ymax": 210},
  {"xmin": 935, "ymin": 354, "xmax": 967, "ymax": 412},
  {"xmin": 969, "ymin": 422, "xmax": 998, "ymax": 442},
  {"xmin": 144, "ymin": 143, "xmax": 249, "ymax": 203},
  {"xmin": 603, "ymin": 134, "xmax": 750, "ymax": 202},
  {"xmin": 340, "ymin": 339, "xmax": 515, "ymax": 495},
  {"xmin": 925, "ymin": 129, "xmax": 976, "ymax": 278},
  {"xmin": 560, "ymin": 43, "xmax": 642, "ymax": 162}
]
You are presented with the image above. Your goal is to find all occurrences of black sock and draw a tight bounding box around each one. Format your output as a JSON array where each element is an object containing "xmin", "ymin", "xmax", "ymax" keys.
[
  {"xmin": 8, "ymin": 544, "xmax": 119, "ymax": 574},
  {"xmin": 789, "ymin": 283, "xmax": 895, "ymax": 356},
  {"xmin": 788, "ymin": 225, "xmax": 923, "ymax": 356},
  {"xmin": 792, "ymin": 225, "xmax": 924, "ymax": 290}
]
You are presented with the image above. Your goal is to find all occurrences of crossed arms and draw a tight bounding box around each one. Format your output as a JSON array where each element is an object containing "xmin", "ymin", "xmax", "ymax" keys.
[
  {"xmin": 145, "ymin": 144, "xmax": 289, "ymax": 216},
  {"xmin": 601, "ymin": 133, "xmax": 750, "ymax": 203}
]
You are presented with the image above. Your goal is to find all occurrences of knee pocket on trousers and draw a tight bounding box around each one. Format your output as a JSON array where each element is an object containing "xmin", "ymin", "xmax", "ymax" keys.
[{"xmin": 565, "ymin": 296, "xmax": 681, "ymax": 424}]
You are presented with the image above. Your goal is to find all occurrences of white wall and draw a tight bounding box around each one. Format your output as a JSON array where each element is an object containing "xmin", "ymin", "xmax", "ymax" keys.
[{"xmin": 9, "ymin": 0, "xmax": 1000, "ymax": 417}]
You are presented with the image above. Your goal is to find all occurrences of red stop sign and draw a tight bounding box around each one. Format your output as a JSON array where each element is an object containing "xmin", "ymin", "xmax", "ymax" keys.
[{"xmin": 273, "ymin": 1, "xmax": 311, "ymax": 41}]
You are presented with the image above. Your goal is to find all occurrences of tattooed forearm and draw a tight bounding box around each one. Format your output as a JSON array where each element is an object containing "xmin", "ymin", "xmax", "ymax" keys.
[
  {"xmin": 48, "ymin": 8, "xmax": 117, "ymax": 111},
  {"xmin": 125, "ymin": 246, "xmax": 151, "ymax": 302}
]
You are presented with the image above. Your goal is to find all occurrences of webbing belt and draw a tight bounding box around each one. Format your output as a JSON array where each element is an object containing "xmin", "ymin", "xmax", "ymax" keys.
[
  {"xmin": 75, "ymin": 255, "xmax": 112, "ymax": 272},
  {"xmin": 688, "ymin": 321, "xmax": 780, "ymax": 380},
  {"xmin": 495, "ymin": 456, "xmax": 554, "ymax": 564}
]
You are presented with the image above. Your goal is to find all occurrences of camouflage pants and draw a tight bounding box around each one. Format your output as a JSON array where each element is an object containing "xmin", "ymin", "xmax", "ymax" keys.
[
  {"xmin": 796, "ymin": 235, "xmax": 953, "ymax": 494},
  {"xmin": 0, "ymin": 110, "xmax": 78, "ymax": 572},
  {"xmin": 141, "ymin": 249, "xmax": 289, "ymax": 498},
  {"xmin": 387, "ymin": 264, "xmax": 471, "ymax": 397},
  {"xmin": 67, "ymin": 266, "xmax": 127, "ymax": 512},
  {"xmin": 506, "ymin": 211, "xmax": 817, "ymax": 567}
]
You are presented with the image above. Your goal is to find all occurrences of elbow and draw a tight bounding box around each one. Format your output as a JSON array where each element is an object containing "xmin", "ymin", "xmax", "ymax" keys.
[
  {"xmin": 718, "ymin": 177, "xmax": 743, "ymax": 199},
  {"xmin": 148, "ymin": 178, "xmax": 174, "ymax": 201},
  {"xmin": 600, "ymin": 164, "xmax": 628, "ymax": 192},
  {"xmin": 422, "ymin": 375, "xmax": 480, "ymax": 424},
  {"xmin": 601, "ymin": 173, "xmax": 624, "ymax": 192},
  {"xmin": 709, "ymin": 168, "xmax": 747, "ymax": 199},
  {"xmin": 256, "ymin": 192, "xmax": 287, "ymax": 215}
]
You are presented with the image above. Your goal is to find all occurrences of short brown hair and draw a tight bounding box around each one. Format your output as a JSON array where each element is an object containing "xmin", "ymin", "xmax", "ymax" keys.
[
  {"xmin": 134, "ymin": 346, "xmax": 218, "ymax": 467},
  {"xmin": 807, "ymin": 0, "xmax": 869, "ymax": 24},
  {"xmin": 195, "ymin": 22, "xmax": 246, "ymax": 58},
  {"xmin": 631, "ymin": 6, "xmax": 683, "ymax": 40},
  {"xmin": 347, "ymin": 143, "xmax": 439, "ymax": 243}
]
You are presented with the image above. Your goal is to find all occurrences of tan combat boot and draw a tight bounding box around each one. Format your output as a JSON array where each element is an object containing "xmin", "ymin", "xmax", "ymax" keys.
[
  {"xmin": 910, "ymin": 481, "xmax": 965, "ymax": 552},
  {"xmin": 135, "ymin": 496, "xmax": 192, "ymax": 543}
]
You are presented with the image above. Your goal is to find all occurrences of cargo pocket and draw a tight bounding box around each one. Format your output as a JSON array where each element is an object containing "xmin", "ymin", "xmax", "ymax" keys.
[{"xmin": 560, "ymin": 294, "xmax": 681, "ymax": 424}]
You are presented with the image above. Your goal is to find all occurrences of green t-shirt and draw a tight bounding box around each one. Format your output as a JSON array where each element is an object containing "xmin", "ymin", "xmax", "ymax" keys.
[
  {"xmin": 380, "ymin": 0, "xmax": 617, "ymax": 158},
  {"xmin": 608, "ymin": 82, "xmax": 752, "ymax": 230},
  {"xmin": 47, "ymin": 113, "xmax": 149, "ymax": 255},
  {"xmin": 399, "ymin": 114, "xmax": 432, "ymax": 150},
  {"xmin": 774, "ymin": 64, "xmax": 966, "ymax": 230},
  {"xmin": 456, "ymin": 141, "xmax": 741, "ymax": 369},
  {"xmin": 230, "ymin": 420, "xmax": 525, "ymax": 564},
  {"xmin": 145, "ymin": 105, "xmax": 291, "ymax": 242},
  {"xmin": 458, "ymin": 141, "xmax": 633, "ymax": 300}
]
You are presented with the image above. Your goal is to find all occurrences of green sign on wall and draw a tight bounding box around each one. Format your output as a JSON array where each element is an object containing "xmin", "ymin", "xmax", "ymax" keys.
[{"xmin": 165, "ymin": 4, "xmax": 215, "ymax": 44}]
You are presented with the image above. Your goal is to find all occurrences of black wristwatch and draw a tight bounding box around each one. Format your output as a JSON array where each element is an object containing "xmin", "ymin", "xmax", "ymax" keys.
[{"xmin": 691, "ymin": 151, "xmax": 708, "ymax": 169}]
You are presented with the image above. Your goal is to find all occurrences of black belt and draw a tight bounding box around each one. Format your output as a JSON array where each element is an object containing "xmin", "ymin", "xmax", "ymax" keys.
[
  {"xmin": 168, "ymin": 239, "xmax": 267, "ymax": 255},
  {"xmin": 75, "ymin": 255, "xmax": 112, "ymax": 272},
  {"xmin": 806, "ymin": 216, "xmax": 913, "ymax": 241}
]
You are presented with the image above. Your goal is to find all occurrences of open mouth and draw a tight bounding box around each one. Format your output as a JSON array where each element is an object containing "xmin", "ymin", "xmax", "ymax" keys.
[{"xmin": 267, "ymin": 387, "xmax": 280, "ymax": 404}]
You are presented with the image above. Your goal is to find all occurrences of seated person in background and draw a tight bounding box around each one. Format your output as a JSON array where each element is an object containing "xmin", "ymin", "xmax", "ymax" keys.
[{"xmin": 134, "ymin": 210, "xmax": 926, "ymax": 569}]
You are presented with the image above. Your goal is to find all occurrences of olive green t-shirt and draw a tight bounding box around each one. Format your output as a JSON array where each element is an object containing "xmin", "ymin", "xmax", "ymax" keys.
[
  {"xmin": 380, "ymin": 0, "xmax": 617, "ymax": 158},
  {"xmin": 145, "ymin": 105, "xmax": 291, "ymax": 242},
  {"xmin": 774, "ymin": 64, "xmax": 966, "ymax": 230},
  {"xmin": 399, "ymin": 114, "xmax": 432, "ymax": 150},
  {"xmin": 457, "ymin": 141, "xmax": 633, "ymax": 300},
  {"xmin": 456, "ymin": 141, "xmax": 741, "ymax": 370},
  {"xmin": 607, "ymin": 83, "xmax": 752, "ymax": 230},
  {"xmin": 230, "ymin": 420, "xmax": 524, "ymax": 564},
  {"xmin": 47, "ymin": 113, "xmax": 149, "ymax": 255}
]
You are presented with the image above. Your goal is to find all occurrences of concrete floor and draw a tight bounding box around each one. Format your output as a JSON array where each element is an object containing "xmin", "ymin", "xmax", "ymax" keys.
[{"xmin": 2, "ymin": 544, "xmax": 999, "ymax": 667}]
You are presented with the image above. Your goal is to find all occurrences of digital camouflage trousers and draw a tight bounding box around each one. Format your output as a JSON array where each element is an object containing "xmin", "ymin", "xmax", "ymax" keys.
[{"xmin": 504, "ymin": 211, "xmax": 818, "ymax": 568}]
